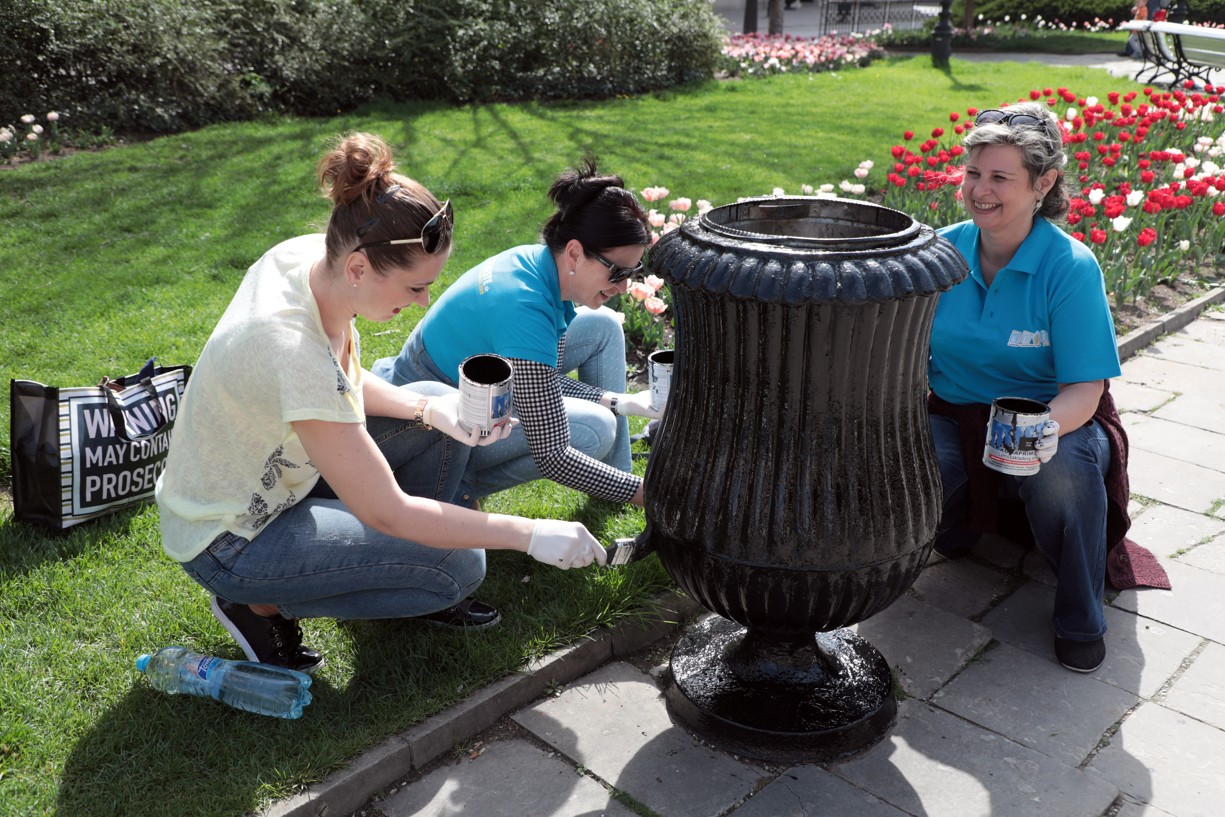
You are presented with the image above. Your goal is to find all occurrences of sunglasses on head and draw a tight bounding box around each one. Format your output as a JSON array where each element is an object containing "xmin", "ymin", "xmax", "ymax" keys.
[
  {"xmin": 590, "ymin": 250, "xmax": 645, "ymax": 284},
  {"xmin": 354, "ymin": 199, "xmax": 453, "ymax": 255},
  {"xmin": 974, "ymin": 109, "xmax": 1046, "ymax": 129}
]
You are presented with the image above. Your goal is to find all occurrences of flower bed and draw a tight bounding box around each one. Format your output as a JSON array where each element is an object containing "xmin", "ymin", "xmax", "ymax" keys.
[{"xmin": 634, "ymin": 82, "xmax": 1225, "ymax": 348}]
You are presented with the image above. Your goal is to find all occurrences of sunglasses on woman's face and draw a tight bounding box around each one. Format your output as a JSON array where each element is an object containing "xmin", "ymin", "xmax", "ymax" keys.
[
  {"xmin": 974, "ymin": 109, "xmax": 1045, "ymax": 129},
  {"xmin": 590, "ymin": 250, "xmax": 645, "ymax": 284},
  {"xmin": 354, "ymin": 200, "xmax": 453, "ymax": 255}
]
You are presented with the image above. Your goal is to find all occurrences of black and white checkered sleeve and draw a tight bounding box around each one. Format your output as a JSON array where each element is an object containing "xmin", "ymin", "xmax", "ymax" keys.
[{"xmin": 510, "ymin": 357, "xmax": 639, "ymax": 503}]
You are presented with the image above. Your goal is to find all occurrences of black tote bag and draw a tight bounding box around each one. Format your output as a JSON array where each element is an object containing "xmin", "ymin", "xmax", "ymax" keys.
[{"xmin": 10, "ymin": 358, "xmax": 191, "ymax": 531}]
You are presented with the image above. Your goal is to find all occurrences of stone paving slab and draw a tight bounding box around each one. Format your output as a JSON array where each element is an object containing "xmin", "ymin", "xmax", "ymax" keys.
[
  {"xmin": 832, "ymin": 701, "xmax": 1119, "ymax": 817},
  {"xmin": 1110, "ymin": 378, "xmax": 1174, "ymax": 413},
  {"xmin": 1112, "ymin": 558, "xmax": 1225, "ymax": 643},
  {"xmin": 1177, "ymin": 534, "xmax": 1225, "ymax": 574},
  {"xmin": 1141, "ymin": 334, "xmax": 1225, "ymax": 371},
  {"xmin": 851, "ymin": 593, "xmax": 993, "ymax": 700},
  {"xmin": 1162, "ymin": 641, "xmax": 1225, "ymax": 732},
  {"xmin": 1178, "ymin": 315, "xmax": 1225, "ymax": 341},
  {"xmin": 1126, "ymin": 446, "xmax": 1225, "ymax": 515},
  {"xmin": 932, "ymin": 642, "xmax": 1139, "ymax": 766},
  {"xmin": 1152, "ymin": 393, "xmax": 1225, "ymax": 434},
  {"xmin": 1125, "ymin": 414, "xmax": 1225, "ymax": 473},
  {"xmin": 909, "ymin": 556, "xmax": 1017, "ymax": 619},
  {"xmin": 1118, "ymin": 355, "xmax": 1225, "ymax": 397},
  {"xmin": 1122, "ymin": 502, "xmax": 1225, "ymax": 559},
  {"xmin": 512, "ymin": 660, "xmax": 768, "ymax": 817},
  {"xmin": 1090, "ymin": 701, "xmax": 1225, "ymax": 817},
  {"xmin": 730, "ymin": 765, "xmax": 910, "ymax": 817},
  {"xmin": 979, "ymin": 582, "xmax": 1200, "ymax": 698},
  {"xmin": 378, "ymin": 738, "xmax": 637, "ymax": 817},
  {"xmin": 1116, "ymin": 801, "xmax": 1178, "ymax": 817}
]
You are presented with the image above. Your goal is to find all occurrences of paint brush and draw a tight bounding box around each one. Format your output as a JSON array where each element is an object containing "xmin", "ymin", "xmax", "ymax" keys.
[{"xmin": 603, "ymin": 532, "xmax": 655, "ymax": 566}]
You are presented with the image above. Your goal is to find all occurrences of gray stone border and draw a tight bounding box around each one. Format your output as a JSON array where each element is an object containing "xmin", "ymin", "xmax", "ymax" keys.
[
  {"xmin": 261, "ymin": 592, "xmax": 704, "ymax": 817},
  {"xmin": 1116, "ymin": 284, "xmax": 1225, "ymax": 361}
]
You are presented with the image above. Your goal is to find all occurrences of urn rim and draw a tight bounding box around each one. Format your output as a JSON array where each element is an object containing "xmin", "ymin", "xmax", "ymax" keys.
[{"xmin": 697, "ymin": 195, "xmax": 921, "ymax": 251}]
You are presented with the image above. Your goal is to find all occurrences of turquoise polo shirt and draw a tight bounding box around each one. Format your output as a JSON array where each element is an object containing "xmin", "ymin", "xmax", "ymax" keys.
[
  {"xmin": 928, "ymin": 218, "xmax": 1120, "ymax": 406},
  {"xmin": 420, "ymin": 244, "xmax": 577, "ymax": 378}
]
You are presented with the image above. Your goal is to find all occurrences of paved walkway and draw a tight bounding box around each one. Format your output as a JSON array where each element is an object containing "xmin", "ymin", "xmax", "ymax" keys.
[{"xmin": 264, "ymin": 293, "xmax": 1225, "ymax": 817}]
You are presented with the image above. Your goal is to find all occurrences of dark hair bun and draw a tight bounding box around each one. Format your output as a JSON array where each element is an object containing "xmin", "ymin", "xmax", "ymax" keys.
[{"xmin": 547, "ymin": 156, "xmax": 626, "ymax": 215}]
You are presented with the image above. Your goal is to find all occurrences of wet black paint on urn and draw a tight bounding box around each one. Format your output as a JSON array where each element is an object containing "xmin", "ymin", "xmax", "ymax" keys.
[{"xmin": 644, "ymin": 197, "xmax": 969, "ymax": 762}]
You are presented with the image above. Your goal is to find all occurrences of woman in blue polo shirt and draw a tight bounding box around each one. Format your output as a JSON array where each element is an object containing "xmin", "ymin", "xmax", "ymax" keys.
[
  {"xmin": 373, "ymin": 159, "xmax": 661, "ymax": 507},
  {"xmin": 926, "ymin": 101, "xmax": 1124, "ymax": 674}
]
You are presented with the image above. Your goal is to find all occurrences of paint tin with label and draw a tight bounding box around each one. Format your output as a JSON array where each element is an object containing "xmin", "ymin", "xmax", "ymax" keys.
[
  {"xmin": 458, "ymin": 354, "xmax": 513, "ymax": 436},
  {"xmin": 647, "ymin": 349, "xmax": 674, "ymax": 412},
  {"xmin": 982, "ymin": 396, "xmax": 1051, "ymax": 476}
]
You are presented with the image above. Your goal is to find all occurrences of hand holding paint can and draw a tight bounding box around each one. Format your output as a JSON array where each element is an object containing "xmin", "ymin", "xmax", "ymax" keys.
[
  {"xmin": 647, "ymin": 349, "xmax": 674, "ymax": 412},
  {"xmin": 982, "ymin": 396, "xmax": 1052, "ymax": 476},
  {"xmin": 458, "ymin": 354, "xmax": 514, "ymax": 436}
]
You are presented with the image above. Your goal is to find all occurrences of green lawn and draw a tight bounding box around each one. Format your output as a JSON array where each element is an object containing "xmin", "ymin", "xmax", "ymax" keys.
[{"xmin": 0, "ymin": 54, "xmax": 1144, "ymax": 817}]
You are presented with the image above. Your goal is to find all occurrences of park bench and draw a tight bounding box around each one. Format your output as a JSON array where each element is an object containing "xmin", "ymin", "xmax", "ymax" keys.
[
  {"xmin": 1154, "ymin": 20, "xmax": 1225, "ymax": 84},
  {"xmin": 1118, "ymin": 19, "xmax": 1225, "ymax": 87}
]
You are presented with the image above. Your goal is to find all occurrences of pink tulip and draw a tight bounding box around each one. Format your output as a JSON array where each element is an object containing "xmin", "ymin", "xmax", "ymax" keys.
[
  {"xmin": 645, "ymin": 274, "xmax": 665, "ymax": 290},
  {"xmin": 628, "ymin": 282, "xmax": 654, "ymax": 301},
  {"xmin": 644, "ymin": 296, "xmax": 668, "ymax": 316},
  {"xmin": 641, "ymin": 186, "xmax": 670, "ymax": 202},
  {"xmin": 670, "ymin": 197, "xmax": 692, "ymax": 212}
]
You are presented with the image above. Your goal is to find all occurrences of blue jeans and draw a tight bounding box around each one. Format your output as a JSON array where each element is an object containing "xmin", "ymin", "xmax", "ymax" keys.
[
  {"xmin": 180, "ymin": 408, "xmax": 485, "ymax": 621},
  {"xmin": 371, "ymin": 306, "xmax": 631, "ymax": 497},
  {"xmin": 929, "ymin": 413, "xmax": 1111, "ymax": 641}
]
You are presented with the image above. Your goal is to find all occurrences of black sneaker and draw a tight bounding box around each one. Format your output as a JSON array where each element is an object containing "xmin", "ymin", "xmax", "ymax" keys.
[
  {"xmin": 419, "ymin": 597, "xmax": 501, "ymax": 630},
  {"xmin": 210, "ymin": 596, "xmax": 324, "ymax": 675},
  {"xmin": 1054, "ymin": 636, "xmax": 1106, "ymax": 673}
]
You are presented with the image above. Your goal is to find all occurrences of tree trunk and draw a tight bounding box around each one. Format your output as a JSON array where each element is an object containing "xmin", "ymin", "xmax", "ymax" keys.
[
  {"xmin": 768, "ymin": 0, "xmax": 785, "ymax": 35},
  {"xmin": 963, "ymin": 0, "xmax": 975, "ymax": 31}
]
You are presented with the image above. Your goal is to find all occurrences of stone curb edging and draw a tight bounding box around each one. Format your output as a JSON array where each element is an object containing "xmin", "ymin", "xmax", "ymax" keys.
[
  {"xmin": 1116, "ymin": 284, "xmax": 1225, "ymax": 361},
  {"xmin": 261, "ymin": 592, "xmax": 705, "ymax": 817}
]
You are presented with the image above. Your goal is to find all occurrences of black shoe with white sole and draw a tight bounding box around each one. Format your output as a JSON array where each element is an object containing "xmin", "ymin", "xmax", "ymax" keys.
[{"xmin": 210, "ymin": 596, "xmax": 324, "ymax": 675}]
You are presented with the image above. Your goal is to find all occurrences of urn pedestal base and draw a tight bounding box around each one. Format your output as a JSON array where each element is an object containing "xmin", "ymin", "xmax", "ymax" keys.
[{"xmin": 665, "ymin": 615, "xmax": 897, "ymax": 763}]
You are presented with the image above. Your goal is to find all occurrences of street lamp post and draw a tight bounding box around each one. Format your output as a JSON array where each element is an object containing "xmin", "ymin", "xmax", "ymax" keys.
[{"xmin": 932, "ymin": 0, "xmax": 953, "ymax": 68}]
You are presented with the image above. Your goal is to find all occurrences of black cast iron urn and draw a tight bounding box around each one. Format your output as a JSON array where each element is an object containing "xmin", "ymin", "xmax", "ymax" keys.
[{"xmin": 644, "ymin": 196, "xmax": 968, "ymax": 762}]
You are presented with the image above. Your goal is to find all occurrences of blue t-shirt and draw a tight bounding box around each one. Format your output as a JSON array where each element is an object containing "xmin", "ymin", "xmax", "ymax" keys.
[
  {"xmin": 929, "ymin": 218, "xmax": 1121, "ymax": 405},
  {"xmin": 420, "ymin": 244, "xmax": 578, "ymax": 378}
]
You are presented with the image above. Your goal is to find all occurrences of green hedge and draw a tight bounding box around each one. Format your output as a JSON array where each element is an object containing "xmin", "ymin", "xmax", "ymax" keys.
[{"xmin": 0, "ymin": 0, "xmax": 724, "ymax": 135}]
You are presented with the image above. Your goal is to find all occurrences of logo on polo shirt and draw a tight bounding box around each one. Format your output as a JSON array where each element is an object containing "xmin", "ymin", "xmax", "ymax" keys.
[{"xmin": 1007, "ymin": 329, "xmax": 1051, "ymax": 348}]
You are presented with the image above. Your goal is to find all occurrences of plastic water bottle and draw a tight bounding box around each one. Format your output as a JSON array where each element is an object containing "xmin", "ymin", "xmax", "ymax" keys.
[{"xmin": 136, "ymin": 646, "xmax": 313, "ymax": 719}]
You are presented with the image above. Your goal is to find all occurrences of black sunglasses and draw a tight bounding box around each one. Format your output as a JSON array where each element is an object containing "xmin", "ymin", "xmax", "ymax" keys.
[
  {"xmin": 354, "ymin": 199, "xmax": 453, "ymax": 255},
  {"xmin": 975, "ymin": 109, "xmax": 1046, "ymax": 129},
  {"xmin": 590, "ymin": 250, "xmax": 645, "ymax": 284}
]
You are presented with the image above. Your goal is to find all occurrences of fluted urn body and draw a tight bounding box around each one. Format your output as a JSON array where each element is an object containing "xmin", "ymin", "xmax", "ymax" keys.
[{"xmin": 645, "ymin": 197, "xmax": 968, "ymax": 761}]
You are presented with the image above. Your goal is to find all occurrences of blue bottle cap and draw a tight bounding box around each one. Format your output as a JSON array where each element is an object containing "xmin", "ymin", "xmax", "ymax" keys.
[{"xmin": 135, "ymin": 654, "xmax": 151, "ymax": 672}]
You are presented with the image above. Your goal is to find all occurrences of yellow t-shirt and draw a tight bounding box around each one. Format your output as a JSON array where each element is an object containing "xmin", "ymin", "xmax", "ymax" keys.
[{"xmin": 156, "ymin": 234, "xmax": 364, "ymax": 561}]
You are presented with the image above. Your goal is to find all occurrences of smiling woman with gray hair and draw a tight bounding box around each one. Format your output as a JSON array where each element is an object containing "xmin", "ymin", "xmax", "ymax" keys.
[{"xmin": 923, "ymin": 101, "xmax": 1165, "ymax": 674}]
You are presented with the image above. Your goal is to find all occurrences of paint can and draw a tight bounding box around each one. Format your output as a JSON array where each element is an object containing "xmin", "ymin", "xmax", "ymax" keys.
[
  {"xmin": 457, "ymin": 354, "xmax": 513, "ymax": 436},
  {"xmin": 982, "ymin": 396, "xmax": 1051, "ymax": 476},
  {"xmin": 647, "ymin": 349, "xmax": 674, "ymax": 412}
]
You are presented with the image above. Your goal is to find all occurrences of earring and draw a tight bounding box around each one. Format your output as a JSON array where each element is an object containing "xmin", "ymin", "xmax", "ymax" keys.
[{"xmin": 568, "ymin": 269, "xmax": 576, "ymax": 276}]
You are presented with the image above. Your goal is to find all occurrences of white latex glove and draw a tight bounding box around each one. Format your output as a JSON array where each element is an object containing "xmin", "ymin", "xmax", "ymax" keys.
[
  {"xmin": 1034, "ymin": 420, "xmax": 1061, "ymax": 463},
  {"xmin": 423, "ymin": 392, "xmax": 516, "ymax": 447},
  {"xmin": 527, "ymin": 520, "xmax": 608, "ymax": 570},
  {"xmin": 610, "ymin": 390, "xmax": 664, "ymax": 420}
]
